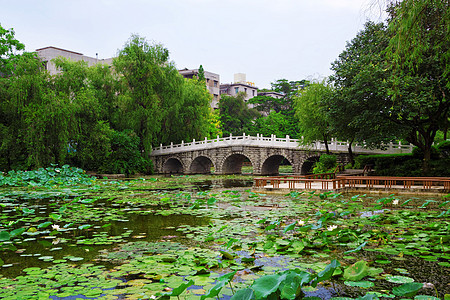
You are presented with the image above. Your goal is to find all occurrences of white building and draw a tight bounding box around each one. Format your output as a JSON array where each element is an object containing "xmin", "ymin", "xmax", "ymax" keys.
[
  {"xmin": 178, "ymin": 68, "xmax": 220, "ymax": 109},
  {"xmin": 35, "ymin": 46, "xmax": 113, "ymax": 75}
]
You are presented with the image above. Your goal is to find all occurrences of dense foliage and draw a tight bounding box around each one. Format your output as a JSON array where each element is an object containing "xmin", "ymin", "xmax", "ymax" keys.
[
  {"xmin": 327, "ymin": 2, "xmax": 449, "ymax": 174},
  {"xmin": 355, "ymin": 142, "xmax": 450, "ymax": 176},
  {"xmin": 0, "ymin": 165, "xmax": 96, "ymax": 187},
  {"xmin": 294, "ymin": 81, "xmax": 333, "ymax": 154},
  {"xmin": 246, "ymin": 78, "xmax": 303, "ymax": 138},
  {"xmin": 219, "ymin": 93, "xmax": 259, "ymax": 136},
  {"xmin": 0, "ymin": 28, "xmax": 213, "ymax": 174}
]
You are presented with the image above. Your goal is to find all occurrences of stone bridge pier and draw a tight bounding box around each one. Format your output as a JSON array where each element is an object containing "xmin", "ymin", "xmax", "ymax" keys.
[{"xmin": 151, "ymin": 146, "xmax": 351, "ymax": 175}]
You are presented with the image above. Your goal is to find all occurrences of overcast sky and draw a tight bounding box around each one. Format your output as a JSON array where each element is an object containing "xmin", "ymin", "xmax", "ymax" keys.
[{"xmin": 1, "ymin": 0, "xmax": 384, "ymax": 88}]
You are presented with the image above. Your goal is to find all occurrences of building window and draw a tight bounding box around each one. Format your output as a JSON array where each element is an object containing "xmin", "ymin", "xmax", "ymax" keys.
[
  {"xmin": 214, "ymin": 81, "xmax": 218, "ymax": 87},
  {"xmin": 252, "ymin": 90, "xmax": 255, "ymax": 96},
  {"xmin": 234, "ymin": 87, "xmax": 239, "ymax": 94},
  {"xmin": 244, "ymin": 88, "xmax": 247, "ymax": 93}
]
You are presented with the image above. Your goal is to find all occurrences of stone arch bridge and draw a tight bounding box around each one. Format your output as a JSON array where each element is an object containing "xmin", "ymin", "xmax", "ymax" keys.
[{"xmin": 150, "ymin": 135, "xmax": 413, "ymax": 175}]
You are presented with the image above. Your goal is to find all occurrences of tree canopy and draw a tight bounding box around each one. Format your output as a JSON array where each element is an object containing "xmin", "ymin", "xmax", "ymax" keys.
[
  {"xmin": 219, "ymin": 92, "xmax": 259, "ymax": 136},
  {"xmin": 328, "ymin": 1, "xmax": 449, "ymax": 173},
  {"xmin": 0, "ymin": 29, "xmax": 214, "ymax": 174},
  {"xmin": 294, "ymin": 81, "xmax": 333, "ymax": 154}
]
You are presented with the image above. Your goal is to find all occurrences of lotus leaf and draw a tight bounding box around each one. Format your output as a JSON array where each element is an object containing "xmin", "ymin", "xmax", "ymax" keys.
[
  {"xmin": 385, "ymin": 275, "xmax": 414, "ymax": 284},
  {"xmin": 343, "ymin": 260, "xmax": 369, "ymax": 281},
  {"xmin": 414, "ymin": 296, "xmax": 440, "ymax": 300},
  {"xmin": 252, "ymin": 273, "xmax": 287, "ymax": 299},
  {"xmin": 230, "ymin": 288, "xmax": 254, "ymax": 300},
  {"xmin": 312, "ymin": 259, "xmax": 340, "ymax": 287},
  {"xmin": 344, "ymin": 281, "xmax": 374, "ymax": 288}
]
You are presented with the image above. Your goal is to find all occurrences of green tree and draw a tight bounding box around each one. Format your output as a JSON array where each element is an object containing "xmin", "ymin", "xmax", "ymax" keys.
[
  {"xmin": 384, "ymin": 0, "xmax": 450, "ymax": 172},
  {"xmin": 52, "ymin": 58, "xmax": 114, "ymax": 171},
  {"xmin": 0, "ymin": 51, "xmax": 77, "ymax": 170},
  {"xmin": 248, "ymin": 111, "xmax": 293, "ymax": 138},
  {"xmin": 197, "ymin": 64, "xmax": 205, "ymax": 81},
  {"xmin": 294, "ymin": 81, "xmax": 333, "ymax": 154},
  {"xmin": 248, "ymin": 95, "xmax": 285, "ymax": 114},
  {"xmin": 113, "ymin": 34, "xmax": 173, "ymax": 156},
  {"xmin": 219, "ymin": 92, "xmax": 259, "ymax": 136},
  {"xmin": 0, "ymin": 24, "xmax": 25, "ymax": 75},
  {"xmin": 328, "ymin": 22, "xmax": 400, "ymax": 165},
  {"xmin": 159, "ymin": 76, "xmax": 212, "ymax": 144}
]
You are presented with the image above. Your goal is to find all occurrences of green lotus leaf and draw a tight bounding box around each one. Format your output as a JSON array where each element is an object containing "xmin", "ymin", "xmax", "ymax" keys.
[
  {"xmin": 392, "ymin": 282, "xmax": 423, "ymax": 297},
  {"xmin": 230, "ymin": 288, "xmax": 254, "ymax": 300},
  {"xmin": 0, "ymin": 231, "xmax": 10, "ymax": 241},
  {"xmin": 385, "ymin": 275, "xmax": 414, "ymax": 284},
  {"xmin": 159, "ymin": 279, "xmax": 194, "ymax": 297},
  {"xmin": 78, "ymin": 224, "xmax": 92, "ymax": 230},
  {"xmin": 220, "ymin": 250, "xmax": 235, "ymax": 260},
  {"xmin": 367, "ymin": 267, "xmax": 384, "ymax": 277},
  {"xmin": 37, "ymin": 221, "xmax": 53, "ymax": 229},
  {"xmin": 344, "ymin": 281, "xmax": 374, "ymax": 288},
  {"xmin": 10, "ymin": 227, "xmax": 26, "ymax": 237},
  {"xmin": 252, "ymin": 273, "xmax": 287, "ymax": 299},
  {"xmin": 343, "ymin": 260, "xmax": 369, "ymax": 281},
  {"xmin": 313, "ymin": 259, "xmax": 340, "ymax": 287},
  {"xmin": 414, "ymin": 296, "xmax": 440, "ymax": 300}
]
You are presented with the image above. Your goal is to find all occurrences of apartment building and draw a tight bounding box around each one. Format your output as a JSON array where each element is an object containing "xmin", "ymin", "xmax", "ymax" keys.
[{"xmin": 220, "ymin": 73, "xmax": 258, "ymax": 108}]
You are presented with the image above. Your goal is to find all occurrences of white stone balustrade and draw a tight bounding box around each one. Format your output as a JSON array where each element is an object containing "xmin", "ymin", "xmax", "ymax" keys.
[{"xmin": 151, "ymin": 135, "xmax": 414, "ymax": 156}]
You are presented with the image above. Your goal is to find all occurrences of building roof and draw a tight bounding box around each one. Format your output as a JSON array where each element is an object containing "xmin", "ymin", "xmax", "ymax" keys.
[{"xmin": 35, "ymin": 46, "xmax": 84, "ymax": 56}]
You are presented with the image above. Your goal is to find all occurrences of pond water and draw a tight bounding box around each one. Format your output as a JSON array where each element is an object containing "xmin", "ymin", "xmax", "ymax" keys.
[{"xmin": 0, "ymin": 175, "xmax": 448, "ymax": 299}]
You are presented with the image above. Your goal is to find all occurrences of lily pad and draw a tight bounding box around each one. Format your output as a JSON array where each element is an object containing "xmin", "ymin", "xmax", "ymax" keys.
[
  {"xmin": 343, "ymin": 260, "xmax": 369, "ymax": 281},
  {"xmin": 385, "ymin": 275, "xmax": 415, "ymax": 284},
  {"xmin": 392, "ymin": 282, "xmax": 423, "ymax": 297},
  {"xmin": 344, "ymin": 281, "xmax": 374, "ymax": 288}
]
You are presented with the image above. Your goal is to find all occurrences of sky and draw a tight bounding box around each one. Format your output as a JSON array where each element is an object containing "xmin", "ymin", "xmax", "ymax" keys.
[{"xmin": 1, "ymin": 0, "xmax": 385, "ymax": 89}]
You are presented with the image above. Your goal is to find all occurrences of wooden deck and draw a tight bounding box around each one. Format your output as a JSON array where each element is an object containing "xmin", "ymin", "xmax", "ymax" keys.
[{"xmin": 253, "ymin": 175, "xmax": 450, "ymax": 194}]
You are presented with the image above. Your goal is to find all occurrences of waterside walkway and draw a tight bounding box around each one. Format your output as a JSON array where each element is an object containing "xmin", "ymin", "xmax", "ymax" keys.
[{"xmin": 253, "ymin": 175, "xmax": 450, "ymax": 195}]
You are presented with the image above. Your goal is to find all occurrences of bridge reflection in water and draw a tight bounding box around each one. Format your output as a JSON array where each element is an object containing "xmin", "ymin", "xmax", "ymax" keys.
[{"xmin": 151, "ymin": 134, "xmax": 414, "ymax": 176}]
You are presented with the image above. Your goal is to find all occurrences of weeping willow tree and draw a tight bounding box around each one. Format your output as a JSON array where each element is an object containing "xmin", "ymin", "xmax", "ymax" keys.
[
  {"xmin": 384, "ymin": 0, "xmax": 450, "ymax": 173},
  {"xmin": 294, "ymin": 81, "xmax": 333, "ymax": 154}
]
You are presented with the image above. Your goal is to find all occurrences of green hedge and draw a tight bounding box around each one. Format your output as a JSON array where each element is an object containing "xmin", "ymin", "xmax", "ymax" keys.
[{"xmin": 355, "ymin": 144, "xmax": 450, "ymax": 177}]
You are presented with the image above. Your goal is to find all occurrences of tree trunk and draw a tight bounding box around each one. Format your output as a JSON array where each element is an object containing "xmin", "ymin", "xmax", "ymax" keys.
[
  {"xmin": 323, "ymin": 135, "xmax": 330, "ymax": 155},
  {"xmin": 347, "ymin": 138, "xmax": 355, "ymax": 166},
  {"xmin": 422, "ymin": 146, "xmax": 431, "ymax": 176}
]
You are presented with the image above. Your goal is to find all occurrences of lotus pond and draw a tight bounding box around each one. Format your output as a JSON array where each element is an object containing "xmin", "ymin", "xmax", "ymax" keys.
[{"xmin": 0, "ymin": 167, "xmax": 449, "ymax": 300}]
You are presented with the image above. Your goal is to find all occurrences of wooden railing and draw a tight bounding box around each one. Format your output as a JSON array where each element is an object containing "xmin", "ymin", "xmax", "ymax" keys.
[
  {"xmin": 305, "ymin": 173, "xmax": 336, "ymax": 179},
  {"xmin": 254, "ymin": 176, "xmax": 346, "ymax": 190},
  {"xmin": 339, "ymin": 176, "xmax": 450, "ymax": 190},
  {"xmin": 254, "ymin": 175, "xmax": 450, "ymax": 192}
]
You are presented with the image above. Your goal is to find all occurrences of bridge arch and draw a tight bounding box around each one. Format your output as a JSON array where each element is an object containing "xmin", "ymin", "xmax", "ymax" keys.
[
  {"xmin": 221, "ymin": 153, "xmax": 254, "ymax": 174},
  {"xmin": 162, "ymin": 157, "xmax": 184, "ymax": 174},
  {"xmin": 261, "ymin": 154, "xmax": 293, "ymax": 176},
  {"xmin": 301, "ymin": 155, "xmax": 320, "ymax": 175},
  {"xmin": 189, "ymin": 155, "xmax": 214, "ymax": 174}
]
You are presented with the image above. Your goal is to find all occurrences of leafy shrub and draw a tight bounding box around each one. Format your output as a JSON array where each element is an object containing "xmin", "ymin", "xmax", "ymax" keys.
[
  {"xmin": 67, "ymin": 121, "xmax": 113, "ymax": 171},
  {"xmin": 411, "ymin": 145, "xmax": 440, "ymax": 160},
  {"xmin": 355, "ymin": 152, "xmax": 449, "ymax": 176},
  {"xmin": 313, "ymin": 154, "xmax": 337, "ymax": 174},
  {"xmin": 428, "ymin": 158, "xmax": 450, "ymax": 176},
  {"xmin": 436, "ymin": 140, "xmax": 450, "ymax": 158},
  {"xmin": 100, "ymin": 130, "xmax": 153, "ymax": 175},
  {"xmin": 0, "ymin": 165, "xmax": 96, "ymax": 187}
]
